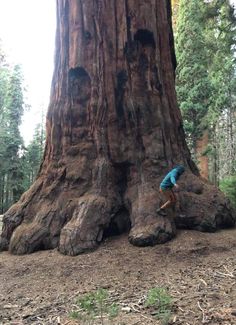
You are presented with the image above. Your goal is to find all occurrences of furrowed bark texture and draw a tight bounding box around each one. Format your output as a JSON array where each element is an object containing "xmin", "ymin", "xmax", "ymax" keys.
[{"xmin": 0, "ymin": 0, "xmax": 235, "ymax": 255}]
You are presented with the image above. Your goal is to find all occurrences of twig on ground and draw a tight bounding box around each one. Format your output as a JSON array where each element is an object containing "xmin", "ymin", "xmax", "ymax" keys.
[
  {"xmin": 130, "ymin": 304, "xmax": 154, "ymax": 322},
  {"xmin": 215, "ymin": 271, "xmax": 235, "ymax": 278},
  {"xmin": 199, "ymin": 278, "xmax": 207, "ymax": 286},
  {"xmin": 139, "ymin": 313, "xmax": 154, "ymax": 322},
  {"xmin": 131, "ymin": 305, "xmax": 142, "ymax": 313},
  {"xmin": 223, "ymin": 265, "xmax": 234, "ymax": 277},
  {"xmin": 178, "ymin": 306, "xmax": 185, "ymax": 312},
  {"xmin": 197, "ymin": 301, "xmax": 206, "ymax": 323}
]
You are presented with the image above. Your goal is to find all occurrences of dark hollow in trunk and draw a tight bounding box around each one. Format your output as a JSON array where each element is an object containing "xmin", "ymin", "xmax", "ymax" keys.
[{"xmin": 0, "ymin": 0, "xmax": 235, "ymax": 255}]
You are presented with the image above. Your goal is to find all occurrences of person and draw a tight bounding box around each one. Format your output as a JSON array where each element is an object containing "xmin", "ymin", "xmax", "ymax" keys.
[{"xmin": 156, "ymin": 165, "xmax": 185, "ymax": 216}]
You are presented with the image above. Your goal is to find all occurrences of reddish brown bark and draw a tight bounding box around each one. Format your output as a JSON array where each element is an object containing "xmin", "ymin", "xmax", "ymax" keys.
[
  {"xmin": 0, "ymin": 0, "xmax": 235, "ymax": 255},
  {"xmin": 196, "ymin": 130, "xmax": 209, "ymax": 180}
]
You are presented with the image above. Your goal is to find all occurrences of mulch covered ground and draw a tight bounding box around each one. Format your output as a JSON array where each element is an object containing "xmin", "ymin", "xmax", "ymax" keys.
[{"xmin": 0, "ymin": 228, "xmax": 236, "ymax": 324}]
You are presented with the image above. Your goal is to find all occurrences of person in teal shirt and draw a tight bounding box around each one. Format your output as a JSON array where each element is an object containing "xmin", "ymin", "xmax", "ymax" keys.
[{"xmin": 156, "ymin": 165, "xmax": 185, "ymax": 216}]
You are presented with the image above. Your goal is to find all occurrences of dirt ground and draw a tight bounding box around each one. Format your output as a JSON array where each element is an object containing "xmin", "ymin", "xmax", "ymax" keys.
[{"xmin": 0, "ymin": 228, "xmax": 236, "ymax": 325}]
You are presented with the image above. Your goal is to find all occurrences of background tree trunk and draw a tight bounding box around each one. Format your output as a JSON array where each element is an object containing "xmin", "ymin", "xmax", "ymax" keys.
[
  {"xmin": 196, "ymin": 130, "xmax": 209, "ymax": 180},
  {"xmin": 0, "ymin": 0, "xmax": 235, "ymax": 255}
]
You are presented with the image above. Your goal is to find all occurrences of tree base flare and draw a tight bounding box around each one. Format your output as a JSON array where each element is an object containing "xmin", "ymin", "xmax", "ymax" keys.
[
  {"xmin": 128, "ymin": 214, "xmax": 176, "ymax": 247},
  {"xmin": 0, "ymin": 171, "xmax": 235, "ymax": 256}
]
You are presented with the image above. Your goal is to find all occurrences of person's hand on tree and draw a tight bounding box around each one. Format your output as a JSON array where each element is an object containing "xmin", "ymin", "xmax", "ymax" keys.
[{"xmin": 174, "ymin": 183, "xmax": 180, "ymax": 192}]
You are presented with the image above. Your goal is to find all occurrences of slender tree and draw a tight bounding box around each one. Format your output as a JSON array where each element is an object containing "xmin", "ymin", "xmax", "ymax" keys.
[{"xmin": 0, "ymin": 0, "xmax": 235, "ymax": 256}]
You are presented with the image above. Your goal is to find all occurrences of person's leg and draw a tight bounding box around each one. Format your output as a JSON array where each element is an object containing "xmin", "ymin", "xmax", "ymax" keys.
[
  {"xmin": 157, "ymin": 189, "xmax": 176, "ymax": 215},
  {"xmin": 160, "ymin": 190, "xmax": 176, "ymax": 209}
]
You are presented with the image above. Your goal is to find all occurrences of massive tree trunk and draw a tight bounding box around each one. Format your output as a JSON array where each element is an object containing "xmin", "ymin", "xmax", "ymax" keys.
[{"xmin": 0, "ymin": 0, "xmax": 235, "ymax": 255}]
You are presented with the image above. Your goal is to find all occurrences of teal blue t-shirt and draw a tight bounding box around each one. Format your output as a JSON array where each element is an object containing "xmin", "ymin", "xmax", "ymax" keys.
[{"xmin": 160, "ymin": 166, "xmax": 185, "ymax": 190}]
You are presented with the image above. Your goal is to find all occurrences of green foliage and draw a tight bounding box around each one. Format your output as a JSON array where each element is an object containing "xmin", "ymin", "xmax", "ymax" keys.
[
  {"xmin": 0, "ymin": 41, "xmax": 46, "ymax": 213},
  {"xmin": 0, "ymin": 53, "xmax": 26, "ymax": 211},
  {"xmin": 175, "ymin": 0, "xmax": 212, "ymax": 153},
  {"xmin": 77, "ymin": 292, "xmax": 96, "ymax": 315},
  {"xmin": 107, "ymin": 303, "xmax": 119, "ymax": 319},
  {"xmin": 5, "ymin": 65, "xmax": 25, "ymax": 202},
  {"xmin": 205, "ymin": 0, "xmax": 236, "ymax": 181},
  {"xmin": 71, "ymin": 288, "xmax": 119, "ymax": 324},
  {"xmin": 145, "ymin": 287, "xmax": 172, "ymax": 325},
  {"xmin": 205, "ymin": 1, "xmax": 236, "ymax": 122},
  {"xmin": 24, "ymin": 120, "xmax": 45, "ymax": 187},
  {"xmin": 0, "ymin": 41, "xmax": 45, "ymax": 213},
  {"xmin": 0, "ymin": 57, "xmax": 9, "ymax": 112},
  {"xmin": 175, "ymin": 0, "xmax": 236, "ymax": 182},
  {"xmin": 220, "ymin": 176, "xmax": 236, "ymax": 209},
  {"xmin": 69, "ymin": 310, "xmax": 81, "ymax": 319}
]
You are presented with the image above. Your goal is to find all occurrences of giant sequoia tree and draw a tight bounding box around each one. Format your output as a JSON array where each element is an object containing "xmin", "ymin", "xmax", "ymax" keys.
[{"xmin": 0, "ymin": 0, "xmax": 235, "ymax": 256}]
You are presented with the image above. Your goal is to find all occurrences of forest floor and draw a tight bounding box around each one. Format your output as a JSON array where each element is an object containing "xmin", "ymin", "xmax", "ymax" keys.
[{"xmin": 0, "ymin": 227, "xmax": 236, "ymax": 325}]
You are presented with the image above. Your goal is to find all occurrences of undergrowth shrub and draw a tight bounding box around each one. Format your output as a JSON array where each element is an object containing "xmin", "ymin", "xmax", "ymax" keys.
[
  {"xmin": 144, "ymin": 287, "xmax": 172, "ymax": 325},
  {"xmin": 220, "ymin": 176, "xmax": 236, "ymax": 209}
]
